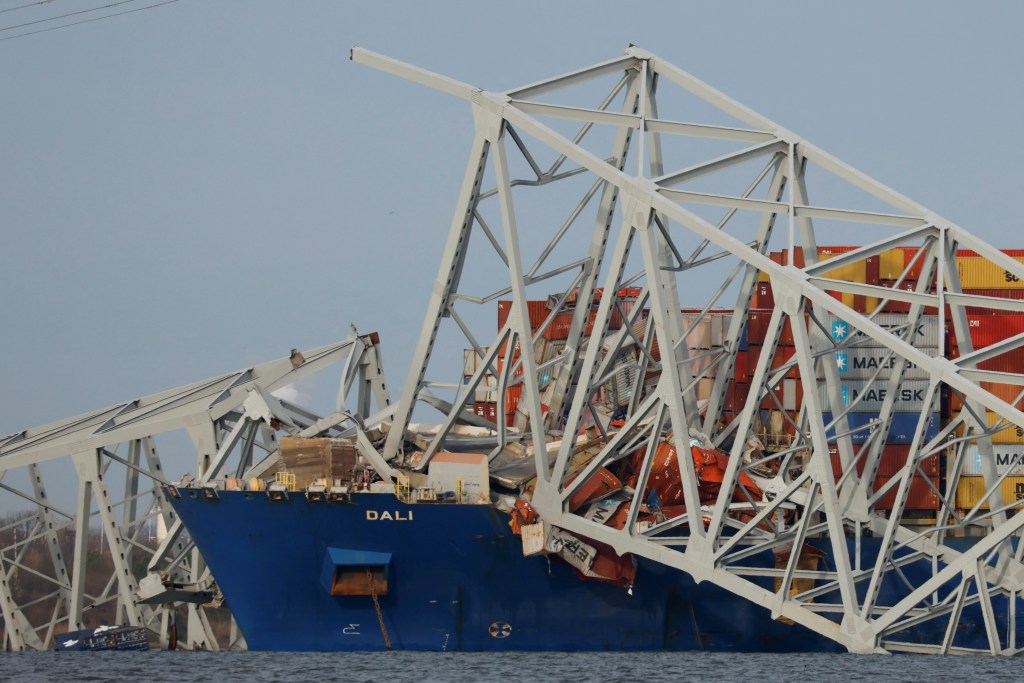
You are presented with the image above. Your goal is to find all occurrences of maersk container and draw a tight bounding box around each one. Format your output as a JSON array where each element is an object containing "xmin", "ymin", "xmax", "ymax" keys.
[
  {"xmin": 955, "ymin": 475, "xmax": 1024, "ymax": 511},
  {"xmin": 817, "ymin": 380, "xmax": 935, "ymax": 413},
  {"xmin": 826, "ymin": 313, "xmax": 941, "ymax": 348},
  {"xmin": 819, "ymin": 346, "xmax": 932, "ymax": 381},
  {"xmin": 959, "ymin": 444, "xmax": 1024, "ymax": 477},
  {"xmin": 821, "ymin": 411, "xmax": 940, "ymax": 445}
]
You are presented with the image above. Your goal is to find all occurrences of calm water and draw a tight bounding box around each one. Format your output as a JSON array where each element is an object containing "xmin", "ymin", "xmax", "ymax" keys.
[{"xmin": 0, "ymin": 651, "xmax": 1019, "ymax": 682}]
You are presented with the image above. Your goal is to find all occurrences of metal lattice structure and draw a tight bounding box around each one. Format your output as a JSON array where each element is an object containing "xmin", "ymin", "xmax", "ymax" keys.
[
  {"xmin": 349, "ymin": 46, "xmax": 1024, "ymax": 655},
  {"xmin": 0, "ymin": 331, "xmax": 391, "ymax": 650}
]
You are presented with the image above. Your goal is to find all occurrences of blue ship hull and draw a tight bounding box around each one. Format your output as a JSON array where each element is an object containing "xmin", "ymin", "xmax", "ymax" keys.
[{"xmin": 168, "ymin": 490, "xmax": 1013, "ymax": 652}]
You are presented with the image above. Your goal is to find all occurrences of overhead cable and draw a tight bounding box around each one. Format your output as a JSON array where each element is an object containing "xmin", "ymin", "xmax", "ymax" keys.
[
  {"xmin": 0, "ymin": 0, "xmax": 138, "ymax": 31},
  {"xmin": 0, "ymin": 1, "xmax": 61, "ymax": 16},
  {"xmin": 0, "ymin": 0, "xmax": 177, "ymax": 41}
]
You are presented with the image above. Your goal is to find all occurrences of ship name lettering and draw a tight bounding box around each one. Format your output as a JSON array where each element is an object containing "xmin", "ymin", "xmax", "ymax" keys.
[{"xmin": 366, "ymin": 510, "xmax": 414, "ymax": 521}]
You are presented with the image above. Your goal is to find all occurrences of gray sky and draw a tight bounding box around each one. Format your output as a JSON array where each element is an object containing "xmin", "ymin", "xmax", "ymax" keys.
[{"xmin": 3, "ymin": 0, "xmax": 1023, "ymax": 438}]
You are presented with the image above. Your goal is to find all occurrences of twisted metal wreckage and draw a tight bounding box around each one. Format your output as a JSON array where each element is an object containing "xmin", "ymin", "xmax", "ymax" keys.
[{"xmin": 4, "ymin": 46, "xmax": 1024, "ymax": 653}]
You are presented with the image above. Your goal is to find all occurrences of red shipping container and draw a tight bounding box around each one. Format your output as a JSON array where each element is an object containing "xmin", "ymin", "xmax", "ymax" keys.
[
  {"xmin": 543, "ymin": 311, "xmax": 574, "ymax": 340},
  {"xmin": 961, "ymin": 289, "xmax": 1024, "ymax": 315},
  {"xmin": 826, "ymin": 455, "xmax": 939, "ymax": 511},
  {"xmin": 730, "ymin": 382, "xmax": 752, "ymax": 414},
  {"xmin": 497, "ymin": 300, "xmax": 550, "ymax": 333},
  {"xmin": 948, "ymin": 314, "xmax": 1024, "ymax": 352},
  {"xmin": 828, "ymin": 444, "xmax": 940, "ymax": 477},
  {"xmin": 758, "ymin": 377, "xmax": 803, "ymax": 411},
  {"xmin": 474, "ymin": 402, "xmax": 498, "ymax": 424},
  {"xmin": 945, "ymin": 381, "xmax": 1024, "ymax": 413},
  {"xmin": 745, "ymin": 344, "xmax": 799, "ymax": 380},
  {"xmin": 504, "ymin": 386, "xmax": 522, "ymax": 415},
  {"xmin": 734, "ymin": 350, "xmax": 750, "ymax": 382},
  {"xmin": 752, "ymin": 282, "xmax": 775, "ymax": 308},
  {"xmin": 873, "ymin": 474, "xmax": 940, "ymax": 511},
  {"xmin": 746, "ymin": 310, "xmax": 803, "ymax": 347}
]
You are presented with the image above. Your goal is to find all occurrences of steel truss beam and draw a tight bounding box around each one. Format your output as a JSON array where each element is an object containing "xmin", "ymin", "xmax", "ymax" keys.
[{"xmin": 352, "ymin": 46, "xmax": 1024, "ymax": 654}]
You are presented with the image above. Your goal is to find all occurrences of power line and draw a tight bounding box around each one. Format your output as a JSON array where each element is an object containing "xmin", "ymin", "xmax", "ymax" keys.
[
  {"xmin": 1, "ymin": 0, "xmax": 138, "ymax": 32},
  {"xmin": 0, "ymin": 0, "xmax": 177, "ymax": 41},
  {"xmin": 0, "ymin": 1, "xmax": 60, "ymax": 16}
]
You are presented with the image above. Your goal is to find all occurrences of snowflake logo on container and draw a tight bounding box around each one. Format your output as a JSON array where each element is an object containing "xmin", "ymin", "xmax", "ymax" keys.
[
  {"xmin": 835, "ymin": 353, "xmax": 848, "ymax": 372},
  {"xmin": 832, "ymin": 320, "xmax": 848, "ymax": 341},
  {"xmin": 841, "ymin": 385, "xmax": 849, "ymax": 405}
]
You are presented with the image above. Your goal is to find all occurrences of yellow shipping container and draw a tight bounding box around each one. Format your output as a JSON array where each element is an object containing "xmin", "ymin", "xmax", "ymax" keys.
[
  {"xmin": 879, "ymin": 248, "xmax": 905, "ymax": 281},
  {"xmin": 759, "ymin": 250, "xmax": 867, "ymax": 284},
  {"xmin": 957, "ymin": 255, "xmax": 1024, "ymax": 290},
  {"xmin": 953, "ymin": 411, "xmax": 1024, "ymax": 444},
  {"xmin": 955, "ymin": 475, "xmax": 1024, "ymax": 511}
]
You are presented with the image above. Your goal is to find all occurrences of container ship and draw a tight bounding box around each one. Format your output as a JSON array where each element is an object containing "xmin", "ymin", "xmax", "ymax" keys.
[
  {"xmin": 168, "ymin": 243, "xmax": 1024, "ymax": 651},
  {"xmin": 162, "ymin": 48, "xmax": 1024, "ymax": 655},
  {"xmin": 9, "ymin": 47, "xmax": 1024, "ymax": 654}
]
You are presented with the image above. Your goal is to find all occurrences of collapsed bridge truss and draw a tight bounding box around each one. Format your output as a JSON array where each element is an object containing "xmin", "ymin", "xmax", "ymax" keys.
[
  {"xmin": 0, "ymin": 332, "xmax": 390, "ymax": 650},
  {"xmin": 351, "ymin": 46, "xmax": 1024, "ymax": 655}
]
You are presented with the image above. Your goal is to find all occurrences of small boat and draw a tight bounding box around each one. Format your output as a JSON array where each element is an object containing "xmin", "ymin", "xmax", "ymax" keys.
[{"xmin": 55, "ymin": 625, "xmax": 150, "ymax": 651}]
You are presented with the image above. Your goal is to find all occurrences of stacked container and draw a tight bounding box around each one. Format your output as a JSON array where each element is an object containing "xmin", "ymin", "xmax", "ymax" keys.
[{"xmin": 946, "ymin": 313, "xmax": 1024, "ymax": 511}]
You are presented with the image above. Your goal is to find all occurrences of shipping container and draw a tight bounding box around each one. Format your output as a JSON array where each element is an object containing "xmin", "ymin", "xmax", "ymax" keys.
[
  {"xmin": 955, "ymin": 475, "xmax": 1024, "ymax": 511},
  {"xmin": 504, "ymin": 385, "xmax": 522, "ymax": 416},
  {"xmin": 871, "ymin": 473, "xmax": 940, "ymax": 511},
  {"xmin": 746, "ymin": 310, "xmax": 802, "ymax": 346},
  {"xmin": 821, "ymin": 411, "xmax": 940, "ymax": 445},
  {"xmin": 752, "ymin": 281, "xmax": 774, "ymax": 308},
  {"xmin": 944, "ymin": 381, "xmax": 1024, "ymax": 413},
  {"xmin": 822, "ymin": 346, "xmax": 931, "ymax": 381},
  {"xmin": 745, "ymin": 344, "xmax": 799, "ymax": 380},
  {"xmin": 611, "ymin": 362, "xmax": 639, "ymax": 407},
  {"xmin": 953, "ymin": 412, "xmax": 1024, "ymax": 444},
  {"xmin": 473, "ymin": 373, "xmax": 499, "ymax": 403},
  {"xmin": 960, "ymin": 288, "xmax": 1024, "ymax": 314},
  {"xmin": 817, "ymin": 379, "xmax": 936, "ymax": 413},
  {"xmin": 759, "ymin": 247, "xmax": 874, "ymax": 284},
  {"xmin": 947, "ymin": 313, "xmax": 1024, "ymax": 353},
  {"xmin": 959, "ymin": 443, "xmax": 1024, "ymax": 477},
  {"xmin": 473, "ymin": 401, "xmax": 498, "ymax": 424},
  {"xmin": 497, "ymin": 300, "xmax": 550, "ymax": 333},
  {"xmin": 878, "ymin": 246, "xmax": 933, "ymax": 281},
  {"xmin": 828, "ymin": 444, "xmax": 940, "ymax": 477},
  {"xmin": 956, "ymin": 254, "xmax": 1024, "ymax": 290},
  {"xmin": 759, "ymin": 377, "xmax": 803, "ymax": 411},
  {"xmin": 826, "ymin": 313, "xmax": 941, "ymax": 348}
]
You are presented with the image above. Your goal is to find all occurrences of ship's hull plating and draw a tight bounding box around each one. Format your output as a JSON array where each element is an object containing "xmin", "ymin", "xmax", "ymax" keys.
[{"xmin": 169, "ymin": 490, "xmax": 1012, "ymax": 652}]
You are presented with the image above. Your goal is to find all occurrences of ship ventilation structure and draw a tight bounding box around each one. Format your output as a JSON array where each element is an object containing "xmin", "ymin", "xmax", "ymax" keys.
[{"xmin": 352, "ymin": 47, "xmax": 1024, "ymax": 655}]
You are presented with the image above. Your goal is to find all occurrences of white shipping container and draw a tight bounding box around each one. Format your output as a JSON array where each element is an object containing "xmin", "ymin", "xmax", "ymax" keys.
[
  {"xmin": 961, "ymin": 444, "xmax": 1024, "ymax": 477},
  {"xmin": 817, "ymin": 379, "xmax": 935, "ymax": 413},
  {"xmin": 463, "ymin": 347, "xmax": 488, "ymax": 377},
  {"xmin": 611, "ymin": 363, "xmax": 639, "ymax": 407},
  {"xmin": 826, "ymin": 313, "xmax": 941, "ymax": 349},
  {"xmin": 473, "ymin": 373, "xmax": 499, "ymax": 403},
  {"xmin": 682, "ymin": 315, "xmax": 712, "ymax": 350},
  {"xmin": 817, "ymin": 346, "xmax": 933, "ymax": 381}
]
